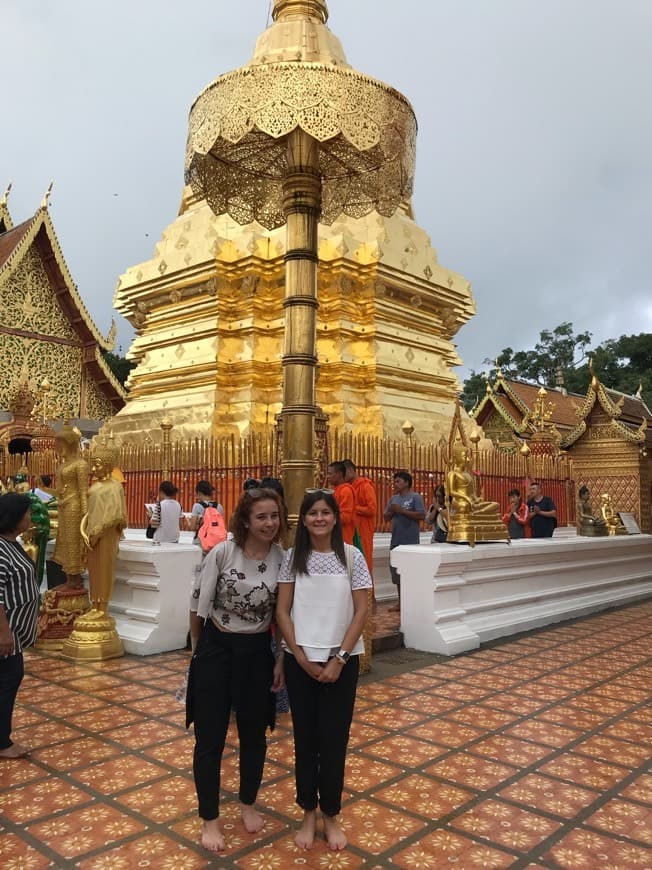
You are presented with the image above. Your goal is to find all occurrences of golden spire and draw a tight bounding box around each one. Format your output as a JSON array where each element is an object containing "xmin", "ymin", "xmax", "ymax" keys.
[
  {"xmin": 272, "ymin": 0, "xmax": 328, "ymax": 22},
  {"xmin": 40, "ymin": 181, "xmax": 53, "ymax": 210},
  {"xmin": 0, "ymin": 180, "xmax": 11, "ymax": 207}
]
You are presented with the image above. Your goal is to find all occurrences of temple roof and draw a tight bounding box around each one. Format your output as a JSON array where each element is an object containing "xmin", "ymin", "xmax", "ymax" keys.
[
  {"xmin": 475, "ymin": 374, "xmax": 651, "ymax": 448},
  {"xmin": 0, "ymin": 198, "xmax": 125, "ymax": 410}
]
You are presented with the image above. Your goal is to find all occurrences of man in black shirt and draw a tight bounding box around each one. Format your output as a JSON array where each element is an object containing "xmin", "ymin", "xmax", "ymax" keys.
[{"xmin": 527, "ymin": 482, "xmax": 557, "ymax": 538}]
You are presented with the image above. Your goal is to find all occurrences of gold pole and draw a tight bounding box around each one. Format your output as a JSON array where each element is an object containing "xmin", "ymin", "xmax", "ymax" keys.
[
  {"xmin": 281, "ymin": 128, "xmax": 321, "ymax": 520},
  {"xmin": 161, "ymin": 418, "xmax": 173, "ymax": 479}
]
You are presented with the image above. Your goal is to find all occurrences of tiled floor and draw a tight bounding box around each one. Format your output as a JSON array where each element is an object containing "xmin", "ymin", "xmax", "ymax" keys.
[{"xmin": 0, "ymin": 601, "xmax": 650, "ymax": 869}]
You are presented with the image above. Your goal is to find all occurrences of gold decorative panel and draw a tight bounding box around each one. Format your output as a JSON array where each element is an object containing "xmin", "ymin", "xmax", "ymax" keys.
[{"xmin": 1, "ymin": 249, "xmax": 77, "ymax": 340}]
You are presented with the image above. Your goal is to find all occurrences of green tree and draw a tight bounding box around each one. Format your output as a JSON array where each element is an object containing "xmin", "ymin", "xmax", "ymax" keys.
[
  {"xmin": 463, "ymin": 325, "xmax": 652, "ymax": 410},
  {"xmin": 102, "ymin": 351, "xmax": 135, "ymax": 387}
]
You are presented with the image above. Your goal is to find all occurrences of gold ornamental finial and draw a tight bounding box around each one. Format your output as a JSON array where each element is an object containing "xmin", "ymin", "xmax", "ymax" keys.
[
  {"xmin": 0, "ymin": 180, "xmax": 11, "ymax": 207},
  {"xmin": 272, "ymin": 0, "xmax": 328, "ymax": 22},
  {"xmin": 40, "ymin": 181, "xmax": 53, "ymax": 210}
]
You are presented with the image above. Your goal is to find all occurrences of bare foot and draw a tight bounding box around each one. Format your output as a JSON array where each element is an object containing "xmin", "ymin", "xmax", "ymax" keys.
[
  {"xmin": 295, "ymin": 810, "xmax": 317, "ymax": 850},
  {"xmin": 241, "ymin": 803, "xmax": 264, "ymax": 833},
  {"xmin": 200, "ymin": 818, "xmax": 225, "ymax": 852},
  {"xmin": 0, "ymin": 742, "xmax": 29, "ymax": 759},
  {"xmin": 323, "ymin": 814, "xmax": 347, "ymax": 851}
]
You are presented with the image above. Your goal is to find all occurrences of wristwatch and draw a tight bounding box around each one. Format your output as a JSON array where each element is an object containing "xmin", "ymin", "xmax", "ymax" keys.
[{"xmin": 336, "ymin": 649, "xmax": 351, "ymax": 664}]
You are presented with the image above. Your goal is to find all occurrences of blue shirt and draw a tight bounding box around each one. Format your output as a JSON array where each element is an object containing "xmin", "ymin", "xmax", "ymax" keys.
[{"xmin": 386, "ymin": 492, "xmax": 425, "ymax": 548}]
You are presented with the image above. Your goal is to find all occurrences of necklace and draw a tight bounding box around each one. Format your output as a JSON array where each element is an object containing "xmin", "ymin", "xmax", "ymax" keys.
[{"xmin": 243, "ymin": 546, "xmax": 269, "ymax": 573}]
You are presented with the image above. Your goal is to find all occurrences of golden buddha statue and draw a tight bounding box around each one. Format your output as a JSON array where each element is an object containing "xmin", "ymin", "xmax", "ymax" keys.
[
  {"xmin": 600, "ymin": 493, "xmax": 627, "ymax": 536},
  {"xmin": 52, "ymin": 421, "xmax": 88, "ymax": 587},
  {"xmin": 61, "ymin": 441, "xmax": 127, "ymax": 660},
  {"xmin": 446, "ymin": 444, "xmax": 509, "ymax": 546},
  {"xmin": 577, "ymin": 486, "xmax": 608, "ymax": 537}
]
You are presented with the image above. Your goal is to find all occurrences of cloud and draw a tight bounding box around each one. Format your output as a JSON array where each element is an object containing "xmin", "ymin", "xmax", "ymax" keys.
[{"xmin": 4, "ymin": 0, "xmax": 651, "ymax": 372}]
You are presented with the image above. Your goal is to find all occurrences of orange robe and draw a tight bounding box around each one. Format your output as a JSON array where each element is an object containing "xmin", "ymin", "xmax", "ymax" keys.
[
  {"xmin": 352, "ymin": 476, "xmax": 377, "ymax": 574},
  {"xmin": 334, "ymin": 482, "xmax": 356, "ymax": 545}
]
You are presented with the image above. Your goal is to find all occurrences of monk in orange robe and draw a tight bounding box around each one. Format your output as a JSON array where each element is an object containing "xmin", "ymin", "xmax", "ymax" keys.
[
  {"xmin": 344, "ymin": 459, "xmax": 377, "ymax": 575},
  {"xmin": 327, "ymin": 462, "xmax": 356, "ymax": 545}
]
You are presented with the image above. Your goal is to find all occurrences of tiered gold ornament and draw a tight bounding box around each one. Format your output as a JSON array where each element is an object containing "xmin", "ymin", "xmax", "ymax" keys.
[
  {"xmin": 445, "ymin": 401, "xmax": 509, "ymax": 547},
  {"xmin": 61, "ymin": 439, "xmax": 128, "ymax": 661},
  {"xmin": 185, "ymin": 0, "xmax": 416, "ymax": 517}
]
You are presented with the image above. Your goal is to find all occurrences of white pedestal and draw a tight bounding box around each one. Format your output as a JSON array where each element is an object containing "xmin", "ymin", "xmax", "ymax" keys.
[
  {"xmin": 110, "ymin": 539, "xmax": 201, "ymax": 655},
  {"xmin": 392, "ymin": 535, "xmax": 652, "ymax": 656},
  {"xmin": 372, "ymin": 532, "xmax": 431, "ymax": 602}
]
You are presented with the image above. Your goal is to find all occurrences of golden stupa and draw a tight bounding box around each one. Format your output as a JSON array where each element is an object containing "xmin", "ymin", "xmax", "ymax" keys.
[{"xmin": 110, "ymin": 2, "xmax": 476, "ymax": 444}]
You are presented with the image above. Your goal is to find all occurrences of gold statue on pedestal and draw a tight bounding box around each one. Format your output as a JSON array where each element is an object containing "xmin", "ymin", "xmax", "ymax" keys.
[
  {"xmin": 446, "ymin": 444, "xmax": 509, "ymax": 546},
  {"xmin": 36, "ymin": 421, "xmax": 91, "ymax": 651},
  {"xmin": 600, "ymin": 493, "xmax": 627, "ymax": 536},
  {"xmin": 577, "ymin": 486, "xmax": 608, "ymax": 536},
  {"xmin": 61, "ymin": 441, "xmax": 128, "ymax": 661}
]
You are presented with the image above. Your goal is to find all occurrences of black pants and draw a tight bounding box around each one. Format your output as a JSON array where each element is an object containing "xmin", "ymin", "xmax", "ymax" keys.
[
  {"xmin": 284, "ymin": 652, "xmax": 359, "ymax": 817},
  {"xmin": 189, "ymin": 621, "xmax": 275, "ymax": 821},
  {"xmin": 0, "ymin": 652, "xmax": 24, "ymax": 750}
]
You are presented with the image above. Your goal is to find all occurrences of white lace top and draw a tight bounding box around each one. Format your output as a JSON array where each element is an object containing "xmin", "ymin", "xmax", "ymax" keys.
[{"xmin": 278, "ymin": 548, "xmax": 373, "ymax": 588}]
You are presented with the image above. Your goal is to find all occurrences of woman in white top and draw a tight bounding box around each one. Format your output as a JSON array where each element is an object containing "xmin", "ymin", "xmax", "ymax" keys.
[
  {"xmin": 276, "ymin": 490, "xmax": 371, "ymax": 852},
  {"xmin": 187, "ymin": 488, "xmax": 286, "ymax": 854},
  {"xmin": 151, "ymin": 481, "xmax": 183, "ymax": 544}
]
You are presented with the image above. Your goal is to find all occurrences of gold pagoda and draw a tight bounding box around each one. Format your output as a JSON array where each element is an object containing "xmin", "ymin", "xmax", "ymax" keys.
[{"xmin": 110, "ymin": 5, "xmax": 476, "ymax": 444}]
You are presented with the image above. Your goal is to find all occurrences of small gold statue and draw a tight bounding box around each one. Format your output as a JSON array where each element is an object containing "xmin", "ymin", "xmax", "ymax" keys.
[
  {"xmin": 600, "ymin": 493, "xmax": 628, "ymax": 536},
  {"xmin": 577, "ymin": 486, "xmax": 608, "ymax": 537},
  {"xmin": 51, "ymin": 421, "xmax": 89, "ymax": 587},
  {"xmin": 61, "ymin": 441, "xmax": 128, "ymax": 661},
  {"xmin": 446, "ymin": 444, "xmax": 509, "ymax": 546}
]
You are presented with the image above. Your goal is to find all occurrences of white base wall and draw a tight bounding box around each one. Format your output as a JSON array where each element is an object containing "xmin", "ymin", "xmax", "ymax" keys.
[
  {"xmin": 391, "ymin": 534, "xmax": 652, "ymax": 656},
  {"xmin": 111, "ymin": 538, "xmax": 201, "ymax": 655}
]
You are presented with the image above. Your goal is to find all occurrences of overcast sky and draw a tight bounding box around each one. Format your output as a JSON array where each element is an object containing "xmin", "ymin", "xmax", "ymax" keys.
[{"xmin": 4, "ymin": 0, "xmax": 652, "ymax": 378}]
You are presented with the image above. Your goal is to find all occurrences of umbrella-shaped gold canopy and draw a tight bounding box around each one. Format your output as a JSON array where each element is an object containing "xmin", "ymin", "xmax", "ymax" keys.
[{"xmin": 185, "ymin": 0, "xmax": 417, "ymax": 229}]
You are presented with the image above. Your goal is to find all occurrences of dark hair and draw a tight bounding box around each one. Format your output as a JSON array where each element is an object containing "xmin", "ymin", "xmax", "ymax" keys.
[
  {"xmin": 434, "ymin": 483, "xmax": 446, "ymax": 503},
  {"xmin": 260, "ymin": 477, "xmax": 285, "ymax": 501},
  {"xmin": 291, "ymin": 490, "xmax": 345, "ymax": 577},
  {"xmin": 243, "ymin": 478, "xmax": 260, "ymax": 491},
  {"xmin": 328, "ymin": 461, "xmax": 347, "ymax": 478},
  {"xmin": 579, "ymin": 485, "xmax": 589, "ymax": 498},
  {"xmin": 195, "ymin": 479, "xmax": 214, "ymax": 497},
  {"xmin": 0, "ymin": 493, "xmax": 32, "ymax": 534},
  {"xmin": 40, "ymin": 475, "xmax": 52, "ymax": 487},
  {"xmin": 530, "ymin": 481, "xmax": 541, "ymax": 488},
  {"xmin": 394, "ymin": 470, "xmax": 413, "ymax": 488},
  {"xmin": 508, "ymin": 488, "xmax": 521, "ymax": 498},
  {"xmin": 342, "ymin": 459, "xmax": 356, "ymax": 472},
  {"xmin": 230, "ymin": 488, "xmax": 285, "ymax": 547},
  {"xmin": 159, "ymin": 480, "xmax": 178, "ymax": 498}
]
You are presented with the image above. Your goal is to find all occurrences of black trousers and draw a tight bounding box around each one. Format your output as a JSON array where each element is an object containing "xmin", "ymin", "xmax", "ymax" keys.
[
  {"xmin": 0, "ymin": 652, "xmax": 24, "ymax": 750},
  {"xmin": 188, "ymin": 620, "xmax": 275, "ymax": 821},
  {"xmin": 284, "ymin": 652, "xmax": 359, "ymax": 817}
]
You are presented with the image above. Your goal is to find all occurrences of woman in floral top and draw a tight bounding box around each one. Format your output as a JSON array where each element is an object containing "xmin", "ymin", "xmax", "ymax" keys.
[{"xmin": 187, "ymin": 488, "xmax": 286, "ymax": 853}]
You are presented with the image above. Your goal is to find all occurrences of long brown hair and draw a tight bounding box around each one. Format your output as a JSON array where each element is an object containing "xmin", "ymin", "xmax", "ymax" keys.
[{"xmin": 229, "ymin": 488, "xmax": 285, "ymax": 548}]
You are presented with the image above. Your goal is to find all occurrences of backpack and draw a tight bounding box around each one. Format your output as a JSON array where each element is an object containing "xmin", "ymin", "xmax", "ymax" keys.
[{"xmin": 198, "ymin": 503, "xmax": 227, "ymax": 552}]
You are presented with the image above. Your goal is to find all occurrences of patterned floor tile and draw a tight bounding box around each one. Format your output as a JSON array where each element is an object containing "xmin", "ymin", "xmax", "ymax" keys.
[
  {"xmin": 397, "ymin": 692, "xmax": 460, "ymax": 716},
  {"xmin": 234, "ymin": 832, "xmax": 364, "ymax": 868},
  {"xmin": 0, "ymin": 758, "xmax": 49, "ymax": 788},
  {"xmin": 344, "ymin": 756, "xmax": 405, "ymax": 791},
  {"xmin": 536, "ymin": 703, "xmax": 608, "ymax": 730},
  {"xmin": 0, "ymin": 832, "xmax": 52, "ymax": 870},
  {"xmin": 503, "ymin": 718, "xmax": 582, "ymax": 747},
  {"xmin": 372, "ymin": 773, "xmax": 475, "ymax": 818},
  {"xmin": 483, "ymin": 692, "xmax": 552, "ymax": 715},
  {"xmin": 449, "ymin": 797, "xmax": 561, "ymax": 850},
  {"xmin": 499, "ymin": 773, "xmax": 598, "ymax": 817},
  {"xmin": 0, "ymin": 777, "xmax": 93, "ymax": 823},
  {"xmin": 446, "ymin": 704, "xmax": 521, "ymax": 730},
  {"xmin": 545, "ymin": 828, "xmax": 651, "ymax": 869},
  {"xmin": 406, "ymin": 719, "xmax": 485, "ymax": 749},
  {"xmin": 619, "ymin": 773, "xmax": 652, "ymax": 805},
  {"xmin": 538, "ymin": 752, "xmax": 630, "ymax": 791},
  {"xmin": 601, "ymin": 719, "xmax": 652, "ymax": 746},
  {"xmin": 257, "ymin": 772, "xmax": 304, "ymax": 818},
  {"xmin": 339, "ymin": 797, "xmax": 426, "ymax": 854},
  {"xmin": 31, "ymin": 736, "xmax": 123, "ymax": 771},
  {"xmin": 584, "ymin": 797, "xmax": 652, "ymax": 845},
  {"xmin": 72, "ymin": 705, "xmax": 146, "ymax": 732},
  {"xmin": 71, "ymin": 754, "xmax": 169, "ymax": 793},
  {"xmin": 390, "ymin": 829, "xmax": 514, "ymax": 869},
  {"xmin": 432, "ymin": 682, "xmax": 492, "ymax": 702},
  {"xmin": 423, "ymin": 752, "xmax": 518, "ymax": 791},
  {"xmin": 26, "ymin": 804, "xmax": 147, "ymax": 860},
  {"xmin": 101, "ymin": 719, "xmax": 186, "ymax": 749},
  {"xmin": 13, "ymin": 720, "xmax": 85, "ymax": 750},
  {"xmin": 363, "ymin": 734, "xmax": 447, "ymax": 766},
  {"xmin": 572, "ymin": 734, "xmax": 651, "ymax": 768},
  {"xmin": 78, "ymin": 833, "xmax": 209, "ymax": 869},
  {"xmin": 467, "ymin": 735, "xmax": 554, "ymax": 766},
  {"xmin": 356, "ymin": 705, "xmax": 429, "ymax": 730},
  {"xmin": 115, "ymin": 775, "xmax": 197, "ymax": 822},
  {"xmin": 143, "ymin": 736, "xmax": 195, "ymax": 769}
]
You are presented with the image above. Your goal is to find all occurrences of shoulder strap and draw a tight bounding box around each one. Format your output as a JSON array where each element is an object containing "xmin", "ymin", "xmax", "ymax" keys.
[{"xmin": 344, "ymin": 543, "xmax": 354, "ymax": 583}]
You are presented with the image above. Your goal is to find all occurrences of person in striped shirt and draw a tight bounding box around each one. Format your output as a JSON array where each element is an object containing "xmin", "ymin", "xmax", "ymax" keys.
[{"xmin": 0, "ymin": 493, "xmax": 39, "ymax": 759}]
